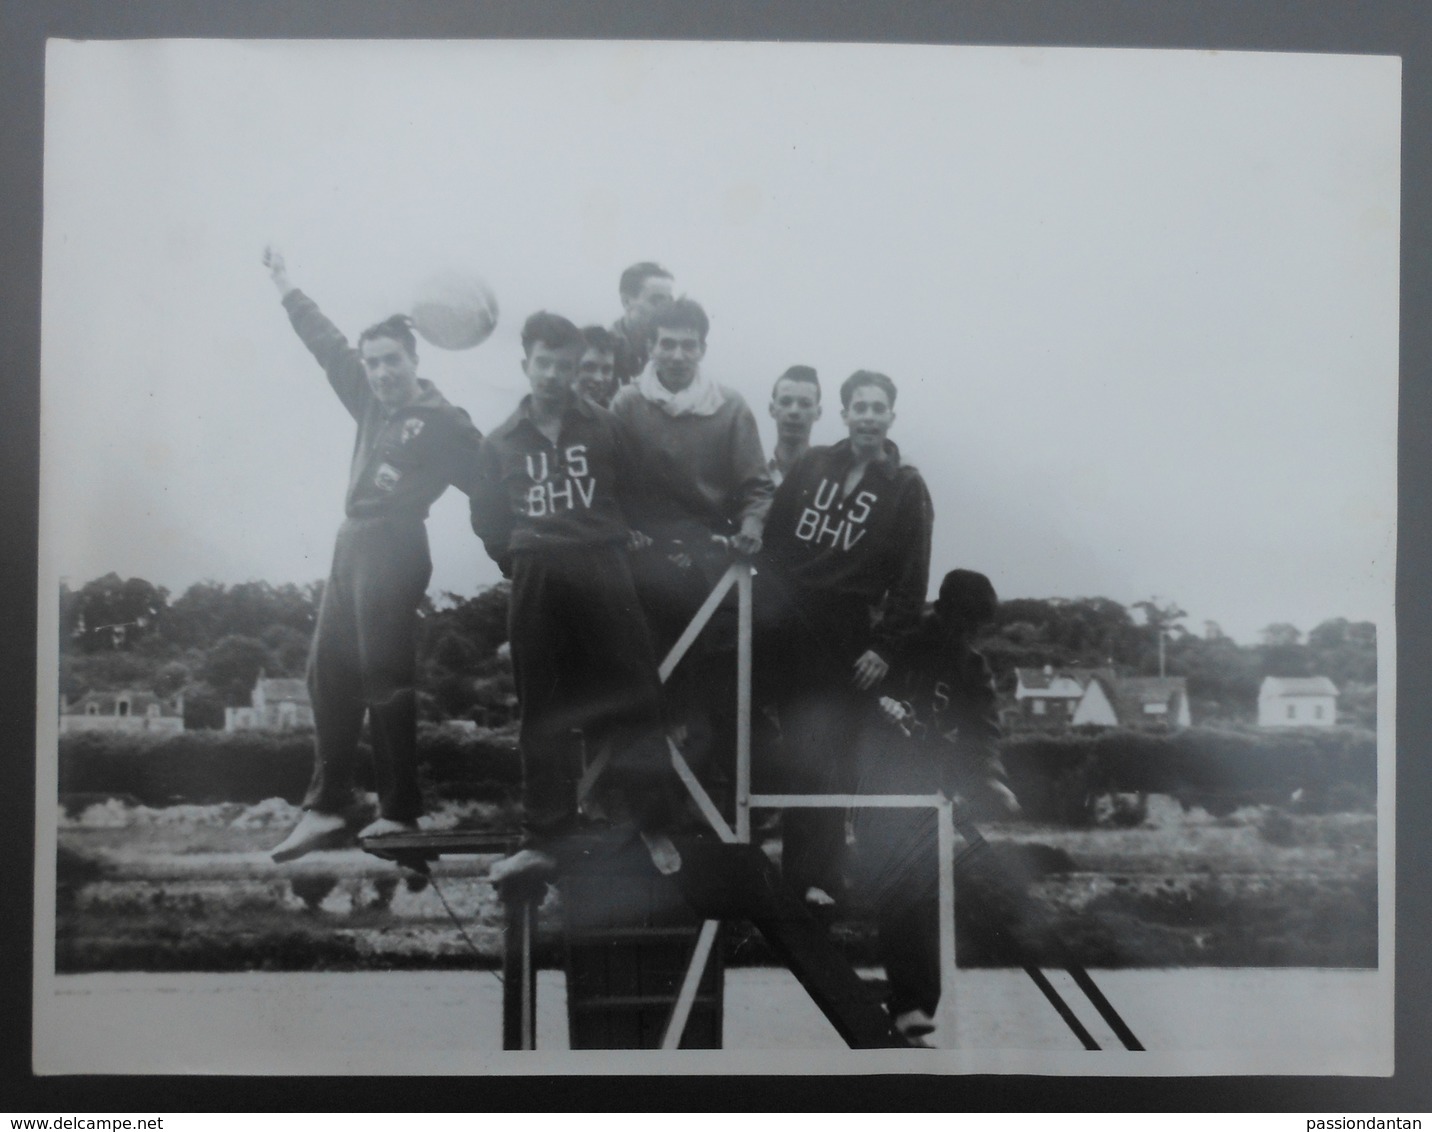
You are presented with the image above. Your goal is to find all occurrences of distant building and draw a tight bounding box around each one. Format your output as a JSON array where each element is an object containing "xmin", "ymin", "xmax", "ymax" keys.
[
  {"xmin": 60, "ymin": 690, "xmax": 184, "ymax": 735},
  {"xmin": 1109, "ymin": 676, "xmax": 1192, "ymax": 729},
  {"xmin": 1258, "ymin": 676, "xmax": 1338, "ymax": 727},
  {"xmin": 1012, "ymin": 666, "xmax": 1191, "ymax": 730},
  {"xmin": 1014, "ymin": 666, "xmax": 1114, "ymax": 727},
  {"xmin": 225, "ymin": 675, "xmax": 314, "ymax": 731}
]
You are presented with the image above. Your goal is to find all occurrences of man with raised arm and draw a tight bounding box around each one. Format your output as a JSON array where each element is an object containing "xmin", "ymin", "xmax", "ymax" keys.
[
  {"xmin": 766, "ymin": 365, "xmax": 823, "ymax": 487},
  {"xmin": 470, "ymin": 311, "xmax": 677, "ymax": 881},
  {"xmin": 757, "ymin": 369, "xmax": 934, "ymax": 906},
  {"xmin": 262, "ymin": 248, "xmax": 483, "ymax": 863}
]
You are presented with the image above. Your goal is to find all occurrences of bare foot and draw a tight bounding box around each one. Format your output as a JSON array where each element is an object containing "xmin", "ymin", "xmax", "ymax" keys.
[
  {"xmin": 640, "ymin": 831, "xmax": 682, "ymax": 876},
  {"xmin": 487, "ymin": 848, "xmax": 559, "ymax": 886},
  {"xmin": 270, "ymin": 810, "xmax": 351, "ymax": 863},
  {"xmin": 358, "ymin": 817, "xmax": 419, "ymax": 840}
]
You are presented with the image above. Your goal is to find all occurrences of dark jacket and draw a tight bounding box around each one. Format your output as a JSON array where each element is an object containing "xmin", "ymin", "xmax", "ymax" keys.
[
  {"xmin": 610, "ymin": 318, "xmax": 649, "ymax": 388},
  {"xmin": 608, "ymin": 381, "xmax": 774, "ymax": 544},
  {"xmin": 469, "ymin": 393, "xmax": 644, "ymax": 567},
  {"xmin": 282, "ymin": 290, "xmax": 482, "ymax": 520},
  {"xmin": 760, "ymin": 438, "xmax": 933, "ymax": 659},
  {"xmin": 894, "ymin": 612, "xmax": 1003, "ymax": 770}
]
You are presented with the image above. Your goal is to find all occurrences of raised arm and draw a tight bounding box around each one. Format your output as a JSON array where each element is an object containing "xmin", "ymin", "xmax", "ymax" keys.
[{"xmin": 263, "ymin": 246, "xmax": 369, "ymax": 421}]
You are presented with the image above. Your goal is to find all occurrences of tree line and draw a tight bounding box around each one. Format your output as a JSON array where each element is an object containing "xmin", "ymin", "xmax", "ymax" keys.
[
  {"xmin": 58, "ymin": 573, "xmax": 1376, "ymax": 729},
  {"xmin": 59, "ymin": 573, "xmax": 512, "ymax": 730}
]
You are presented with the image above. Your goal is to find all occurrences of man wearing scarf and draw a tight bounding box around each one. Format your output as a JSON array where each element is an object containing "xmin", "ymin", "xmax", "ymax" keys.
[{"xmin": 609, "ymin": 298, "xmax": 774, "ymax": 793}]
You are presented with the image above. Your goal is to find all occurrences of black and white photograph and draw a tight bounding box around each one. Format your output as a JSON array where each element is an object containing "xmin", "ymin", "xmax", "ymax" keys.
[{"xmin": 30, "ymin": 36, "xmax": 1398, "ymax": 1077}]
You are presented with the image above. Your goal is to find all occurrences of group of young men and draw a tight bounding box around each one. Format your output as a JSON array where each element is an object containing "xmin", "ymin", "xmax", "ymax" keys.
[{"xmin": 261, "ymin": 250, "xmax": 1016, "ymax": 1043}]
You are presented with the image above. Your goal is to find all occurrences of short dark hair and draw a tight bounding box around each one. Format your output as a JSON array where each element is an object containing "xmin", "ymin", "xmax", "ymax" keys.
[
  {"xmin": 618, "ymin": 261, "xmax": 674, "ymax": 302},
  {"xmin": 358, "ymin": 314, "xmax": 418, "ymax": 359},
  {"xmin": 840, "ymin": 369, "xmax": 898, "ymax": 409},
  {"xmin": 651, "ymin": 297, "xmax": 710, "ymax": 344},
  {"xmin": 936, "ymin": 569, "xmax": 998, "ymax": 629},
  {"xmin": 772, "ymin": 365, "xmax": 820, "ymax": 402},
  {"xmin": 521, "ymin": 311, "xmax": 582, "ymax": 357},
  {"xmin": 581, "ymin": 325, "xmax": 619, "ymax": 354}
]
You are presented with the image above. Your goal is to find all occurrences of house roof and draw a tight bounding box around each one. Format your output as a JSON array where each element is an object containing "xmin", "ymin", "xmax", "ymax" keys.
[
  {"xmin": 1260, "ymin": 676, "xmax": 1338, "ymax": 698},
  {"xmin": 1114, "ymin": 676, "xmax": 1186, "ymax": 706},
  {"xmin": 1015, "ymin": 666, "xmax": 1116, "ymax": 696},
  {"xmin": 64, "ymin": 689, "xmax": 174, "ymax": 714},
  {"xmin": 1108, "ymin": 676, "xmax": 1187, "ymax": 725},
  {"xmin": 258, "ymin": 678, "xmax": 310, "ymax": 703}
]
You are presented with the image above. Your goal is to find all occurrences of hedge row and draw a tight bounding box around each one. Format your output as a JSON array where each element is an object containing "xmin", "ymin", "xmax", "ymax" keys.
[
  {"xmin": 1003, "ymin": 725, "xmax": 1377, "ymax": 822},
  {"xmin": 57, "ymin": 723, "xmax": 1375, "ymax": 817},
  {"xmin": 57, "ymin": 724, "xmax": 521, "ymax": 808}
]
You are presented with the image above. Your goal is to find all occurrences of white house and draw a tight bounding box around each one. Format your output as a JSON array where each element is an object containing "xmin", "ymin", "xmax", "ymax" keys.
[
  {"xmin": 1014, "ymin": 667, "xmax": 1114, "ymax": 726},
  {"xmin": 226, "ymin": 676, "xmax": 314, "ymax": 731},
  {"xmin": 60, "ymin": 690, "xmax": 184, "ymax": 735},
  {"xmin": 1258, "ymin": 676, "xmax": 1338, "ymax": 727}
]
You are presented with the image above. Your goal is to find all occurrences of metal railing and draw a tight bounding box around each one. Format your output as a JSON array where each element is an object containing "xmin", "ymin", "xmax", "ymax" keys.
[{"xmin": 653, "ymin": 559, "xmax": 961, "ymax": 1049}]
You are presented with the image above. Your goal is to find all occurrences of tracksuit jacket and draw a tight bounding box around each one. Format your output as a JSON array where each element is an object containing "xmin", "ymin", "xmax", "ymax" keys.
[
  {"xmin": 280, "ymin": 290, "xmax": 482, "ymax": 822},
  {"xmin": 468, "ymin": 394, "xmax": 644, "ymax": 565},
  {"xmin": 760, "ymin": 438, "xmax": 934, "ymax": 664},
  {"xmin": 608, "ymin": 381, "xmax": 774, "ymax": 545},
  {"xmin": 282, "ymin": 290, "xmax": 483, "ymax": 518},
  {"xmin": 469, "ymin": 393, "xmax": 671, "ymax": 840},
  {"xmin": 894, "ymin": 613, "xmax": 1004, "ymax": 783}
]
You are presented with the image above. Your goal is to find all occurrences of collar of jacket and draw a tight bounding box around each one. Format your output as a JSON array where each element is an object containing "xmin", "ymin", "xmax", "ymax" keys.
[
  {"xmin": 827, "ymin": 437, "xmax": 904, "ymax": 480},
  {"xmin": 381, "ymin": 379, "xmax": 450, "ymax": 418},
  {"xmin": 491, "ymin": 392, "xmax": 600, "ymax": 440}
]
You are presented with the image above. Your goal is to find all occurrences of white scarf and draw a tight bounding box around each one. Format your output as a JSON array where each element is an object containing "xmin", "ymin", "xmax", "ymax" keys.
[{"xmin": 637, "ymin": 361, "xmax": 726, "ymax": 417}]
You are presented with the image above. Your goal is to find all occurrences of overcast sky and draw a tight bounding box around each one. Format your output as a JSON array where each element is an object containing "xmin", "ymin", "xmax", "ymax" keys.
[{"xmin": 38, "ymin": 40, "xmax": 1399, "ymax": 645}]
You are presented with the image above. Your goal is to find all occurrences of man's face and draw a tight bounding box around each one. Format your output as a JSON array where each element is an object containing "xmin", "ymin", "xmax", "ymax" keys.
[
  {"xmin": 650, "ymin": 324, "xmax": 707, "ymax": 393},
  {"xmin": 522, "ymin": 340, "xmax": 582, "ymax": 411},
  {"xmin": 624, "ymin": 275, "xmax": 674, "ymax": 332},
  {"xmin": 769, "ymin": 379, "xmax": 822, "ymax": 444},
  {"xmin": 359, "ymin": 336, "xmax": 420, "ymax": 410},
  {"xmin": 575, "ymin": 347, "xmax": 617, "ymax": 406},
  {"xmin": 841, "ymin": 383, "xmax": 895, "ymax": 457}
]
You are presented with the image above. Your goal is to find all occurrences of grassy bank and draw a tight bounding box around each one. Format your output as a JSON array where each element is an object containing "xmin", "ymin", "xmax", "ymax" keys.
[{"xmin": 54, "ymin": 793, "xmax": 1377, "ymax": 973}]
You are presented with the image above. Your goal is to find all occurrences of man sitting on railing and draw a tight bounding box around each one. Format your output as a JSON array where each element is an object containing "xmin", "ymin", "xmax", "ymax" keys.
[
  {"xmin": 610, "ymin": 298, "xmax": 774, "ymax": 788},
  {"xmin": 757, "ymin": 370, "xmax": 934, "ymax": 908}
]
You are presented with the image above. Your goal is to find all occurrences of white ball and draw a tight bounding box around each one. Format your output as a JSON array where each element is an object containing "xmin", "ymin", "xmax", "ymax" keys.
[{"xmin": 410, "ymin": 270, "xmax": 499, "ymax": 350}]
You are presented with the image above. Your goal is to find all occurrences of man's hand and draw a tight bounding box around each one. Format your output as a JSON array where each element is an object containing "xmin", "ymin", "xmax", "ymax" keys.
[
  {"xmin": 730, "ymin": 531, "xmax": 762, "ymax": 557},
  {"xmin": 986, "ymin": 779, "xmax": 1022, "ymax": 816},
  {"xmin": 877, "ymin": 695, "xmax": 911, "ymax": 730},
  {"xmin": 852, "ymin": 649, "xmax": 889, "ymax": 691},
  {"xmin": 263, "ymin": 245, "xmax": 294, "ymax": 297}
]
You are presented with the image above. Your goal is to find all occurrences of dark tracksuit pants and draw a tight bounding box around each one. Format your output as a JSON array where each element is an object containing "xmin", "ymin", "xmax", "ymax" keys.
[
  {"xmin": 304, "ymin": 515, "xmax": 431, "ymax": 822},
  {"xmin": 754, "ymin": 583, "xmax": 872, "ymax": 899},
  {"xmin": 627, "ymin": 540, "xmax": 741, "ymax": 802},
  {"xmin": 847, "ymin": 725, "xmax": 946, "ymax": 1019},
  {"xmin": 509, "ymin": 544, "xmax": 672, "ymax": 840}
]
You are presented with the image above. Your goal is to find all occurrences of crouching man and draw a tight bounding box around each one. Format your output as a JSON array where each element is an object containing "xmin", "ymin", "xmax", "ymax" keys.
[
  {"xmin": 851, "ymin": 567, "xmax": 1020, "ymax": 1046},
  {"xmin": 470, "ymin": 312, "xmax": 678, "ymax": 881},
  {"xmin": 263, "ymin": 248, "xmax": 483, "ymax": 862}
]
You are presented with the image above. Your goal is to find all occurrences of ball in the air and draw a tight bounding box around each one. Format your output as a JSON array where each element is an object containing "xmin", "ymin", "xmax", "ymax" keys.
[{"xmin": 410, "ymin": 270, "xmax": 499, "ymax": 350}]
